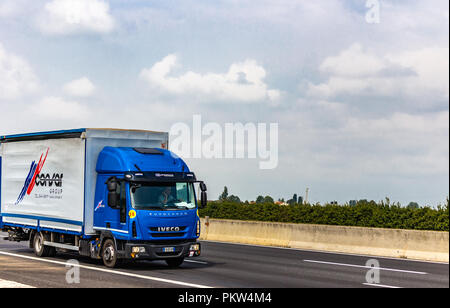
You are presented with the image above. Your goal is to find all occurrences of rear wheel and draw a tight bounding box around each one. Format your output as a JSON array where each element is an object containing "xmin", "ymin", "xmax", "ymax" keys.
[
  {"xmin": 165, "ymin": 257, "xmax": 184, "ymax": 268},
  {"xmin": 102, "ymin": 239, "xmax": 120, "ymax": 268},
  {"xmin": 33, "ymin": 232, "xmax": 56, "ymax": 257}
]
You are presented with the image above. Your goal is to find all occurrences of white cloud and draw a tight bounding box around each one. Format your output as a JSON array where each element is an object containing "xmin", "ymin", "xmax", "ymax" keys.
[
  {"xmin": 0, "ymin": 0, "xmax": 35, "ymax": 18},
  {"xmin": 37, "ymin": 0, "xmax": 115, "ymax": 35},
  {"xmin": 319, "ymin": 44, "xmax": 387, "ymax": 78},
  {"xmin": 387, "ymin": 48, "xmax": 450, "ymax": 100},
  {"xmin": 277, "ymin": 105, "xmax": 449, "ymax": 181},
  {"xmin": 63, "ymin": 77, "xmax": 95, "ymax": 97},
  {"xmin": 307, "ymin": 43, "xmax": 449, "ymax": 103},
  {"xmin": 0, "ymin": 1, "xmax": 19, "ymax": 17},
  {"xmin": 140, "ymin": 54, "xmax": 281, "ymax": 103},
  {"xmin": 0, "ymin": 43, "xmax": 38, "ymax": 100},
  {"xmin": 33, "ymin": 96, "xmax": 90, "ymax": 120},
  {"xmin": 341, "ymin": 111, "xmax": 449, "ymax": 176}
]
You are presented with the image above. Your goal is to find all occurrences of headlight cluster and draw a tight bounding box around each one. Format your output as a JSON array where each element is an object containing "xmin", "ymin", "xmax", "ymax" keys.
[
  {"xmin": 190, "ymin": 244, "xmax": 200, "ymax": 251},
  {"xmin": 131, "ymin": 246, "xmax": 146, "ymax": 253},
  {"xmin": 189, "ymin": 243, "xmax": 201, "ymax": 257}
]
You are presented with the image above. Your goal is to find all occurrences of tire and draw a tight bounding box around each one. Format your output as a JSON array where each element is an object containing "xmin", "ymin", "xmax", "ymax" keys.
[
  {"xmin": 33, "ymin": 232, "xmax": 56, "ymax": 257},
  {"xmin": 102, "ymin": 239, "xmax": 120, "ymax": 268},
  {"xmin": 165, "ymin": 257, "xmax": 184, "ymax": 268}
]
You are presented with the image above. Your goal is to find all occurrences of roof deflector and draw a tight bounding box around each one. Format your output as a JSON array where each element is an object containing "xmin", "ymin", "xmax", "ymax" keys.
[{"xmin": 133, "ymin": 148, "xmax": 164, "ymax": 155}]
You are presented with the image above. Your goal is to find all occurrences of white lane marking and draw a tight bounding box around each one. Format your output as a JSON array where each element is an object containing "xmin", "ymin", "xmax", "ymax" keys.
[
  {"xmin": 185, "ymin": 259, "xmax": 208, "ymax": 264},
  {"xmin": 304, "ymin": 259, "xmax": 428, "ymax": 275},
  {"xmin": 0, "ymin": 278, "xmax": 35, "ymax": 288},
  {"xmin": 363, "ymin": 283, "xmax": 402, "ymax": 289},
  {"xmin": 0, "ymin": 250, "xmax": 213, "ymax": 288},
  {"xmin": 201, "ymin": 240, "xmax": 449, "ymax": 265}
]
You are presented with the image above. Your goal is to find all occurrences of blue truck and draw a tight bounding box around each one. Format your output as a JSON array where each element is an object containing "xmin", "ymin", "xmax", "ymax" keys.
[{"xmin": 0, "ymin": 128, "xmax": 207, "ymax": 268}]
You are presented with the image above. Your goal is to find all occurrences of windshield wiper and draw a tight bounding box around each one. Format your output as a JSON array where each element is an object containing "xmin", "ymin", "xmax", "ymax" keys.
[
  {"xmin": 164, "ymin": 205, "xmax": 189, "ymax": 210},
  {"xmin": 140, "ymin": 206, "xmax": 164, "ymax": 211},
  {"xmin": 175, "ymin": 206, "xmax": 189, "ymax": 209}
]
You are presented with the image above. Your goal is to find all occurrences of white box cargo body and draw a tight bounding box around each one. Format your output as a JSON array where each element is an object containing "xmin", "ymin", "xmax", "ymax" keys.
[{"xmin": 0, "ymin": 129, "xmax": 168, "ymax": 235}]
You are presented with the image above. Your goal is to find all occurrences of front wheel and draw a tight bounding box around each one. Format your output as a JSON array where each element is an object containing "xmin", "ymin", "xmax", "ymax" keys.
[
  {"xmin": 165, "ymin": 257, "xmax": 184, "ymax": 268},
  {"xmin": 102, "ymin": 239, "xmax": 120, "ymax": 268},
  {"xmin": 33, "ymin": 232, "xmax": 56, "ymax": 257}
]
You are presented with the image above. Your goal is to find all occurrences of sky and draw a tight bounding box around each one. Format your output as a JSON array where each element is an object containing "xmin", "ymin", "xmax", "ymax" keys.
[{"xmin": 0, "ymin": 0, "xmax": 448, "ymax": 206}]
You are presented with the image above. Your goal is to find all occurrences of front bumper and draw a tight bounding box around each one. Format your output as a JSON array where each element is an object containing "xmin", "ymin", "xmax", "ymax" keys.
[{"xmin": 121, "ymin": 241, "xmax": 201, "ymax": 260}]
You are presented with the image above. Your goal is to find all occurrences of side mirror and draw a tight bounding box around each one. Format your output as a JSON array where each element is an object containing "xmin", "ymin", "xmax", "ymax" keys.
[
  {"xmin": 200, "ymin": 191, "xmax": 207, "ymax": 208},
  {"xmin": 199, "ymin": 182, "xmax": 207, "ymax": 192},
  {"xmin": 106, "ymin": 177, "xmax": 120, "ymax": 208},
  {"xmin": 108, "ymin": 191, "xmax": 119, "ymax": 208},
  {"xmin": 107, "ymin": 178, "xmax": 117, "ymax": 192}
]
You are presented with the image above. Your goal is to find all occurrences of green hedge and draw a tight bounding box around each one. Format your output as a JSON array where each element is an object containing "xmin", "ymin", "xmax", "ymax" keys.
[{"xmin": 199, "ymin": 199, "xmax": 449, "ymax": 231}]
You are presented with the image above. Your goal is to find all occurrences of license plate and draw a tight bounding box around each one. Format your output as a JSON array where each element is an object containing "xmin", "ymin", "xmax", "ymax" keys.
[{"xmin": 163, "ymin": 247, "xmax": 175, "ymax": 253}]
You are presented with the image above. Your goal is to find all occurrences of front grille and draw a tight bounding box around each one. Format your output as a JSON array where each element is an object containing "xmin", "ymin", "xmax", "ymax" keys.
[
  {"xmin": 149, "ymin": 226, "xmax": 187, "ymax": 232},
  {"xmin": 151, "ymin": 232, "xmax": 185, "ymax": 238}
]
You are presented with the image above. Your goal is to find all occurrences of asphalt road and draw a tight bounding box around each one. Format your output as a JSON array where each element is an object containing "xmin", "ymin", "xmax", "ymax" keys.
[{"xmin": 0, "ymin": 236, "xmax": 448, "ymax": 288}]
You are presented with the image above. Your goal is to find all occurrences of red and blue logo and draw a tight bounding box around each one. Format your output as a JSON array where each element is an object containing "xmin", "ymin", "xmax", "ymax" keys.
[
  {"xmin": 15, "ymin": 148, "xmax": 49, "ymax": 205},
  {"xmin": 95, "ymin": 200, "xmax": 105, "ymax": 211}
]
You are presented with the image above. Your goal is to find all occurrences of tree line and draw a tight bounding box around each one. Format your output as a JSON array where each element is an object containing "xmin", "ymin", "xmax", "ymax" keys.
[
  {"xmin": 206, "ymin": 187, "xmax": 449, "ymax": 231},
  {"xmin": 218, "ymin": 186, "xmax": 303, "ymax": 205}
]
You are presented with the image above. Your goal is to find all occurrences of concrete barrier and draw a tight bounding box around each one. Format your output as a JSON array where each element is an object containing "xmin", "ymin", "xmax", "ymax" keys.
[{"xmin": 199, "ymin": 218, "xmax": 449, "ymax": 262}]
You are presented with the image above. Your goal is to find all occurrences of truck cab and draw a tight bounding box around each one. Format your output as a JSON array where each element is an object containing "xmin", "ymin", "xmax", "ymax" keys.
[{"xmin": 92, "ymin": 147, "xmax": 206, "ymax": 267}]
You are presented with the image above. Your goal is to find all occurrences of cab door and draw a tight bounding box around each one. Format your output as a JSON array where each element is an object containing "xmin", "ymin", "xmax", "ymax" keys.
[{"xmin": 94, "ymin": 177, "xmax": 128, "ymax": 235}]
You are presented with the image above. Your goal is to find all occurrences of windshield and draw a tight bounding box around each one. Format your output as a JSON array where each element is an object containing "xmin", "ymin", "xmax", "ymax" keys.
[{"xmin": 130, "ymin": 182, "xmax": 196, "ymax": 210}]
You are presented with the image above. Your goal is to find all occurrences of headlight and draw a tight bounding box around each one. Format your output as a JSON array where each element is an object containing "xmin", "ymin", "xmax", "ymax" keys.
[
  {"xmin": 132, "ymin": 246, "xmax": 145, "ymax": 253},
  {"xmin": 190, "ymin": 244, "xmax": 200, "ymax": 251}
]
